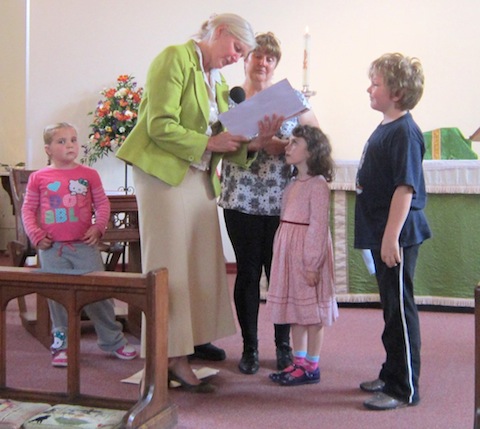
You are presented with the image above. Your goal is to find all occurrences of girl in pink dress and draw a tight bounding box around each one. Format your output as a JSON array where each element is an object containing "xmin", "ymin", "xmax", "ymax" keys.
[{"xmin": 267, "ymin": 125, "xmax": 338, "ymax": 386}]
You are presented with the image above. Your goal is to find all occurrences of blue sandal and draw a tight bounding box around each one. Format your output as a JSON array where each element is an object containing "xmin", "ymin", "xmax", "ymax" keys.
[
  {"xmin": 269, "ymin": 364, "xmax": 297, "ymax": 384},
  {"xmin": 280, "ymin": 366, "xmax": 320, "ymax": 386}
]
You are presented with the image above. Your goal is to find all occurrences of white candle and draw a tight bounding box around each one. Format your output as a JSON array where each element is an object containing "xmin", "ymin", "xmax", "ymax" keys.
[{"xmin": 302, "ymin": 26, "xmax": 310, "ymax": 88}]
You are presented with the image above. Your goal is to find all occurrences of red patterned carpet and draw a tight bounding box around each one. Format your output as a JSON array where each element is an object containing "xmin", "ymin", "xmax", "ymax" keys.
[{"xmin": 1, "ymin": 251, "xmax": 475, "ymax": 428}]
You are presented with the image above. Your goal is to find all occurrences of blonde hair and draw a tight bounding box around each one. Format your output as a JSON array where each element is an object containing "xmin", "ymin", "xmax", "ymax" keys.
[
  {"xmin": 43, "ymin": 122, "xmax": 77, "ymax": 145},
  {"xmin": 369, "ymin": 53, "xmax": 424, "ymax": 110},
  {"xmin": 196, "ymin": 13, "xmax": 256, "ymax": 51}
]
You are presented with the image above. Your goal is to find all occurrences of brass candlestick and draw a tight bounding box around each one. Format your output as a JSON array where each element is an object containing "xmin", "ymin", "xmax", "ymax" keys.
[{"xmin": 301, "ymin": 85, "xmax": 317, "ymax": 98}]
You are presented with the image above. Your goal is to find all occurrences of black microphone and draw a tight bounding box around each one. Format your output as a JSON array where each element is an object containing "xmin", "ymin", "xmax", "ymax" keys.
[
  {"xmin": 211, "ymin": 87, "xmax": 246, "ymax": 135},
  {"xmin": 230, "ymin": 86, "xmax": 246, "ymax": 104}
]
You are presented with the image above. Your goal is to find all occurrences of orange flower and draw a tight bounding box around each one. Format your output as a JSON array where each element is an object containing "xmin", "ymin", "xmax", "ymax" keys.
[
  {"xmin": 104, "ymin": 88, "xmax": 116, "ymax": 98},
  {"xmin": 99, "ymin": 136, "xmax": 111, "ymax": 147}
]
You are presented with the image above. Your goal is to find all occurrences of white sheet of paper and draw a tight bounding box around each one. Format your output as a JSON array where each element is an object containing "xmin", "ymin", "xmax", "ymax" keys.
[
  {"xmin": 361, "ymin": 249, "xmax": 376, "ymax": 275},
  {"xmin": 121, "ymin": 369, "xmax": 144, "ymax": 385},
  {"xmin": 218, "ymin": 79, "xmax": 308, "ymax": 139}
]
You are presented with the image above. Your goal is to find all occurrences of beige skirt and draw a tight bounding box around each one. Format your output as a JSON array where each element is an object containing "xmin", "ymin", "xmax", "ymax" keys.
[{"xmin": 133, "ymin": 166, "xmax": 236, "ymax": 357}]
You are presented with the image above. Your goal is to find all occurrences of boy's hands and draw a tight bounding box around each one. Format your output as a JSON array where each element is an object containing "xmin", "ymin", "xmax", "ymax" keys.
[{"xmin": 381, "ymin": 235, "xmax": 401, "ymax": 268}]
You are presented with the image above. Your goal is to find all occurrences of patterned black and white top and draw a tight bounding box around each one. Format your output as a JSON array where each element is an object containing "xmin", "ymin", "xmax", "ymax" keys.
[{"xmin": 218, "ymin": 90, "xmax": 310, "ymax": 216}]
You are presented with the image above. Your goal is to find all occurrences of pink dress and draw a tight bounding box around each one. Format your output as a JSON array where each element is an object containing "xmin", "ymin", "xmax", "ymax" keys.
[{"xmin": 267, "ymin": 175, "xmax": 338, "ymax": 326}]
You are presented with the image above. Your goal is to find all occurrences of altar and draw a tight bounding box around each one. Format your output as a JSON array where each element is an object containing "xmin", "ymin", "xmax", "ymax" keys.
[{"xmin": 331, "ymin": 160, "xmax": 480, "ymax": 307}]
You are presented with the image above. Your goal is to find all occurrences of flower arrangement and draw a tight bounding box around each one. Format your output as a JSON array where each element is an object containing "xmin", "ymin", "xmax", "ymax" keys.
[{"xmin": 82, "ymin": 74, "xmax": 143, "ymax": 166}]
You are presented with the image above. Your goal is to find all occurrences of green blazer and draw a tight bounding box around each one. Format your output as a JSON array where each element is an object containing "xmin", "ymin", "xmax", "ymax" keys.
[{"xmin": 116, "ymin": 40, "xmax": 250, "ymax": 197}]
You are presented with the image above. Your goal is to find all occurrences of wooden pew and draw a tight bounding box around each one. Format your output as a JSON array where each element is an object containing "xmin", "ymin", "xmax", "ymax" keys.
[{"xmin": 0, "ymin": 266, "xmax": 177, "ymax": 429}]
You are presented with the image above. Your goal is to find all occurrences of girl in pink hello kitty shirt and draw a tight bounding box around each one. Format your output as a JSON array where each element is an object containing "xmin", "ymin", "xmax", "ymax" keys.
[{"xmin": 22, "ymin": 122, "xmax": 137, "ymax": 367}]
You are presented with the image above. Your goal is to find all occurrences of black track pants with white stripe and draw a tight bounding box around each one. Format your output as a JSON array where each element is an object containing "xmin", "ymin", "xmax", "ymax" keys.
[{"xmin": 372, "ymin": 244, "xmax": 421, "ymax": 405}]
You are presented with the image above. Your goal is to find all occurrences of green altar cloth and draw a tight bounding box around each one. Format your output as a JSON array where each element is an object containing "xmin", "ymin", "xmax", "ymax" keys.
[
  {"xmin": 330, "ymin": 160, "xmax": 480, "ymax": 307},
  {"xmin": 423, "ymin": 127, "xmax": 478, "ymax": 160}
]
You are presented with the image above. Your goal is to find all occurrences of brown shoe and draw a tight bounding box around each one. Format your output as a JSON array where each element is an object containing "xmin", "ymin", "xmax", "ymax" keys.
[
  {"xmin": 363, "ymin": 392, "xmax": 408, "ymax": 411},
  {"xmin": 360, "ymin": 378, "xmax": 385, "ymax": 392}
]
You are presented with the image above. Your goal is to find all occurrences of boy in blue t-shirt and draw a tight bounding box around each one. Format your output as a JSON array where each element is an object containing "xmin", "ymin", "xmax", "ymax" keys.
[{"xmin": 354, "ymin": 53, "xmax": 431, "ymax": 410}]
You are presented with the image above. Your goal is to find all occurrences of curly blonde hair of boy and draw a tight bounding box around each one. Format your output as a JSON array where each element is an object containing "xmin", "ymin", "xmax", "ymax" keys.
[
  {"xmin": 291, "ymin": 125, "xmax": 334, "ymax": 182},
  {"xmin": 369, "ymin": 53, "xmax": 424, "ymax": 111}
]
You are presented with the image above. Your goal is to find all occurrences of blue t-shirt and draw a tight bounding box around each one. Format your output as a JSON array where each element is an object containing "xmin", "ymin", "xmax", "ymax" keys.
[{"xmin": 354, "ymin": 112, "xmax": 432, "ymax": 249}]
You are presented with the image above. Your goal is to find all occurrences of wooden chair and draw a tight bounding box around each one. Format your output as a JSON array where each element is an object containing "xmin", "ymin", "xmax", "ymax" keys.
[
  {"xmin": 7, "ymin": 169, "xmax": 125, "ymax": 348},
  {"xmin": 7, "ymin": 170, "xmax": 37, "ymax": 267}
]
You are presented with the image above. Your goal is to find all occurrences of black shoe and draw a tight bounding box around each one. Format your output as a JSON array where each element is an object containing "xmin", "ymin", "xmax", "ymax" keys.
[
  {"xmin": 189, "ymin": 343, "xmax": 226, "ymax": 361},
  {"xmin": 276, "ymin": 343, "xmax": 293, "ymax": 371},
  {"xmin": 238, "ymin": 347, "xmax": 259, "ymax": 374}
]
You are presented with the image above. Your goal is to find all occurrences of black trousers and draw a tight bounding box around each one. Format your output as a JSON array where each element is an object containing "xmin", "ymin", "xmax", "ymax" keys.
[
  {"xmin": 372, "ymin": 245, "xmax": 421, "ymax": 404},
  {"xmin": 224, "ymin": 209, "xmax": 290, "ymax": 349}
]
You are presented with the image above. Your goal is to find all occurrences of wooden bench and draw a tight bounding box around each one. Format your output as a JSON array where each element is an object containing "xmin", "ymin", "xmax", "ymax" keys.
[{"xmin": 0, "ymin": 266, "xmax": 177, "ymax": 429}]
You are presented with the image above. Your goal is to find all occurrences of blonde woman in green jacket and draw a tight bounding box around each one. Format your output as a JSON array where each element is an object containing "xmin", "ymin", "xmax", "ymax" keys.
[{"xmin": 117, "ymin": 13, "xmax": 280, "ymax": 393}]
